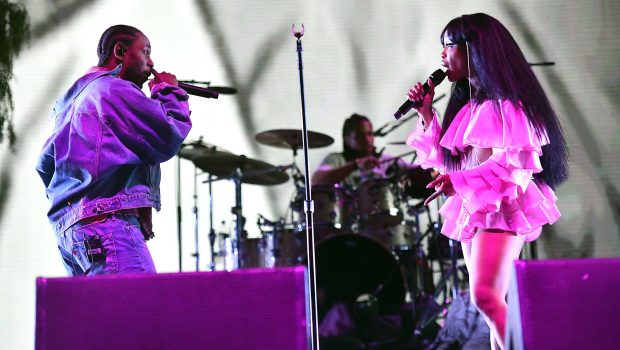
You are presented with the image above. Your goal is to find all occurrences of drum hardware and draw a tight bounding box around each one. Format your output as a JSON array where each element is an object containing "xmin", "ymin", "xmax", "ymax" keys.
[
  {"xmin": 389, "ymin": 199, "xmax": 451, "ymax": 340},
  {"xmin": 206, "ymin": 173, "xmax": 216, "ymax": 271},
  {"xmin": 401, "ymin": 199, "xmax": 469, "ymax": 337},
  {"xmin": 231, "ymin": 166, "xmax": 245, "ymax": 269},
  {"xmin": 178, "ymin": 139, "xmax": 292, "ymax": 272},
  {"xmin": 257, "ymin": 214, "xmax": 305, "ymax": 267},
  {"xmin": 255, "ymin": 128, "xmax": 334, "ymax": 226},
  {"xmin": 375, "ymin": 150, "xmax": 418, "ymax": 165},
  {"xmin": 196, "ymin": 152, "xmax": 289, "ymax": 268},
  {"xmin": 355, "ymin": 177, "xmax": 404, "ymax": 230},
  {"xmin": 309, "ymin": 184, "xmax": 355, "ymax": 241},
  {"xmin": 214, "ymin": 220, "xmax": 233, "ymax": 271},
  {"xmin": 189, "ymin": 162, "xmax": 200, "ymax": 271},
  {"xmin": 193, "ymin": 151, "xmax": 290, "ymax": 186},
  {"xmin": 177, "ymin": 138, "xmax": 222, "ymax": 272}
]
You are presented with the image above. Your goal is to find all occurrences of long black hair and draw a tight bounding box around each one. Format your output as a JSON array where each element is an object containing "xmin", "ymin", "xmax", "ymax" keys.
[
  {"xmin": 440, "ymin": 13, "xmax": 568, "ymax": 189},
  {"xmin": 96, "ymin": 25, "xmax": 141, "ymax": 66}
]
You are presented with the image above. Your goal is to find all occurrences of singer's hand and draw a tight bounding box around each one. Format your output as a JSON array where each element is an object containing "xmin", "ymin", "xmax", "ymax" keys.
[
  {"xmin": 406, "ymin": 78, "xmax": 435, "ymax": 124},
  {"xmin": 423, "ymin": 173, "xmax": 454, "ymax": 206},
  {"xmin": 149, "ymin": 69, "xmax": 178, "ymax": 90},
  {"xmin": 355, "ymin": 156, "xmax": 380, "ymax": 171}
]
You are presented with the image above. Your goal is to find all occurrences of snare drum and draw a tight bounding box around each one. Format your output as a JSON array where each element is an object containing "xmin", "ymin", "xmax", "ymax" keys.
[{"xmin": 355, "ymin": 178, "xmax": 403, "ymax": 229}]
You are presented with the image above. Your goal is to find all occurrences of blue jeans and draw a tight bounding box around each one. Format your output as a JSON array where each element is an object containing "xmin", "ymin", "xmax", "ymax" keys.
[{"xmin": 56, "ymin": 213, "xmax": 156, "ymax": 276}]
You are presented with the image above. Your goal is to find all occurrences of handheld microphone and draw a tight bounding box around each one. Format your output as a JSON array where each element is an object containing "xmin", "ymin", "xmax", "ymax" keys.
[
  {"xmin": 178, "ymin": 82, "xmax": 219, "ymax": 99},
  {"xmin": 393, "ymin": 69, "xmax": 446, "ymax": 120}
]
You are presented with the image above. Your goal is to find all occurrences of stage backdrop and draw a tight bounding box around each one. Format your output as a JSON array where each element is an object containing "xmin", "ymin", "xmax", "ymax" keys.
[{"xmin": 1, "ymin": 0, "xmax": 618, "ymax": 348}]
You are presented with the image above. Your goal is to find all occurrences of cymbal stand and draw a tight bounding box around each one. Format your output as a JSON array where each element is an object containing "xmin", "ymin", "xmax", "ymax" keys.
[
  {"xmin": 202, "ymin": 174, "xmax": 238, "ymax": 269},
  {"xmin": 207, "ymin": 174, "xmax": 216, "ymax": 271},
  {"xmin": 428, "ymin": 200, "xmax": 466, "ymax": 304},
  {"xmin": 281, "ymin": 142, "xmax": 306, "ymax": 229},
  {"xmin": 175, "ymin": 155, "xmax": 183, "ymax": 272},
  {"xmin": 292, "ymin": 24, "xmax": 320, "ymax": 350},
  {"xmin": 401, "ymin": 202, "xmax": 434, "ymax": 334},
  {"xmin": 289, "ymin": 163, "xmax": 306, "ymax": 225},
  {"xmin": 191, "ymin": 165, "xmax": 201, "ymax": 271},
  {"xmin": 232, "ymin": 164, "xmax": 245, "ymax": 269}
]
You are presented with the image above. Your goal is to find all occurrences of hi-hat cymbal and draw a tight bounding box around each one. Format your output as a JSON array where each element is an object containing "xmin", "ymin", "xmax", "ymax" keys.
[
  {"xmin": 255, "ymin": 129, "xmax": 334, "ymax": 149},
  {"xmin": 192, "ymin": 152, "xmax": 289, "ymax": 186}
]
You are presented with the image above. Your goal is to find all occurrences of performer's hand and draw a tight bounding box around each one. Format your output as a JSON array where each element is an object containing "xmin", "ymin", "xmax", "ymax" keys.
[
  {"xmin": 406, "ymin": 78, "xmax": 435, "ymax": 125},
  {"xmin": 149, "ymin": 69, "xmax": 178, "ymax": 89},
  {"xmin": 355, "ymin": 156, "xmax": 380, "ymax": 171},
  {"xmin": 424, "ymin": 173, "xmax": 454, "ymax": 206}
]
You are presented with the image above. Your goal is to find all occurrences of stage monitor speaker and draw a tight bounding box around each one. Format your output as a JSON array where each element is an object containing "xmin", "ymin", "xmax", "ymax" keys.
[
  {"xmin": 35, "ymin": 267, "xmax": 308, "ymax": 350},
  {"xmin": 505, "ymin": 258, "xmax": 620, "ymax": 350}
]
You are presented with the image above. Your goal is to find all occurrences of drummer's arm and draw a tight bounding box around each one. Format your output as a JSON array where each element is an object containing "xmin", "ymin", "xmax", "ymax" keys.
[{"xmin": 311, "ymin": 162, "xmax": 357, "ymax": 185}]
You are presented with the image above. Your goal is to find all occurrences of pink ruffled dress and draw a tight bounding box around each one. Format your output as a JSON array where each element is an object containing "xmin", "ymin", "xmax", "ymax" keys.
[{"xmin": 406, "ymin": 99, "xmax": 560, "ymax": 243}]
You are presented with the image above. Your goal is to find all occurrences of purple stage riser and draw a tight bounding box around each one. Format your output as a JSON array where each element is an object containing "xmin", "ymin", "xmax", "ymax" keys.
[
  {"xmin": 506, "ymin": 258, "xmax": 620, "ymax": 350},
  {"xmin": 36, "ymin": 267, "xmax": 308, "ymax": 350}
]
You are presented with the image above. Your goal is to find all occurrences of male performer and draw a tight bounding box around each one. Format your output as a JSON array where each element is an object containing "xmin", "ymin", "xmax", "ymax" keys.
[{"xmin": 36, "ymin": 25, "xmax": 192, "ymax": 276}]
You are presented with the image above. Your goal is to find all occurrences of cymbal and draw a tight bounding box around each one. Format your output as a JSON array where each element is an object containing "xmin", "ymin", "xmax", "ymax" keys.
[
  {"xmin": 255, "ymin": 129, "xmax": 334, "ymax": 150},
  {"xmin": 387, "ymin": 141, "xmax": 407, "ymax": 145},
  {"xmin": 178, "ymin": 140, "xmax": 231, "ymax": 160},
  {"xmin": 192, "ymin": 152, "xmax": 289, "ymax": 186}
]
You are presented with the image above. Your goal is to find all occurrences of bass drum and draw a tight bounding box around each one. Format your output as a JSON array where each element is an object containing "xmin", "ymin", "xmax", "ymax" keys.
[{"xmin": 314, "ymin": 234, "xmax": 406, "ymax": 317}]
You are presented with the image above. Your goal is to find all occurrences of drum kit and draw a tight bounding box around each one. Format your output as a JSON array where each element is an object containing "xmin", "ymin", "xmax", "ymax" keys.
[{"xmin": 177, "ymin": 128, "xmax": 464, "ymax": 334}]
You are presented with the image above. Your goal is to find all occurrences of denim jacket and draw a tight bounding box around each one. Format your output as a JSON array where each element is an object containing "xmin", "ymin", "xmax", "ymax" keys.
[{"xmin": 36, "ymin": 66, "xmax": 192, "ymax": 235}]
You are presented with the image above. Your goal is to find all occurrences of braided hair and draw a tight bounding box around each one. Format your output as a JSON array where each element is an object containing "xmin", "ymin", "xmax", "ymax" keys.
[{"xmin": 96, "ymin": 25, "xmax": 141, "ymax": 66}]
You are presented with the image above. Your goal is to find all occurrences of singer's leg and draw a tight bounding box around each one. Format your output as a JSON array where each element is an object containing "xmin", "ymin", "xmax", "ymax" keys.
[
  {"xmin": 462, "ymin": 242, "xmax": 500, "ymax": 349},
  {"xmin": 464, "ymin": 230, "xmax": 525, "ymax": 350}
]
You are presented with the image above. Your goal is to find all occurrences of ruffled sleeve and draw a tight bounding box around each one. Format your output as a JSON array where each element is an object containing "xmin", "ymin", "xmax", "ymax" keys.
[
  {"xmin": 440, "ymin": 100, "xmax": 549, "ymax": 154},
  {"xmin": 406, "ymin": 110, "xmax": 445, "ymax": 172},
  {"xmin": 438, "ymin": 100, "xmax": 560, "ymax": 240}
]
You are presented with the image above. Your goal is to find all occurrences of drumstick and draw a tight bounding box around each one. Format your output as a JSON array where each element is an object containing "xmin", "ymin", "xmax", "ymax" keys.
[{"xmin": 377, "ymin": 150, "xmax": 417, "ymax": 165}]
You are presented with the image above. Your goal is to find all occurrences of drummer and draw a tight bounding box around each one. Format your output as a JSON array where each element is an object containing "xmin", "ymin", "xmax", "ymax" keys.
[{"xmin": 312, "ymin": 113, "xmax": 411, "ymax": 187}]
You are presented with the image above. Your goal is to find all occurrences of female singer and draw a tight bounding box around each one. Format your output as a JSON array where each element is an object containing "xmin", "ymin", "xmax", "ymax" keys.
[{"xmin": 406, "ymin": 13, "xmax": 569, "ymax": 349}]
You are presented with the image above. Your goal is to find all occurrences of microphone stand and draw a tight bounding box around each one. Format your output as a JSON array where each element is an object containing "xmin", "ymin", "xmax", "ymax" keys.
[
  {"xmin": 374, "ymin": 94, "xmax": 446, "ymax": 137},
  {"xmin": 292, "ymin": 24, "xmax": 320, "ymax": 350}
]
